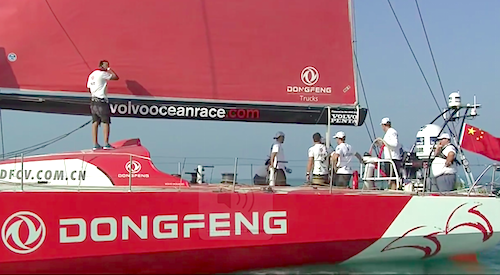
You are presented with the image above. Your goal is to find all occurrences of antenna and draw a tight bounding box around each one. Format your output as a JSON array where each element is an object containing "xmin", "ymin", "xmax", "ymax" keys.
[
  {"xmin": 442, "ymin": 108, "xmax": 448, "ymax": 120},
  {"xmin": 470, "ymin": 95, "xmax": 477, "ymax": 117}
]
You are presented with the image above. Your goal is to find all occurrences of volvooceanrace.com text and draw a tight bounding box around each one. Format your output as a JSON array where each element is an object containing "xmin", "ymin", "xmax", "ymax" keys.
[{"xmin": 109, "ymin": 102, "xmax": 260, "ymax": 120}]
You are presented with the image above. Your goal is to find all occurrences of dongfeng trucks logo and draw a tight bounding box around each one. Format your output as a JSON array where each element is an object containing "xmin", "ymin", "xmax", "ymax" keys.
[
  {"xmin": 125, "ymin": 160, "xmax": 142, "ymax": 174},
  {"xmin": 301, "ymin": 66, "xmax": 319, "ymax": 86},
  {"xmin": 119, "ymin": 160, "xmax": 149, "ymax": 178},
  {"xmin": 1, "ymin": 211, "xmax": 46, "ymax": 254},
  {"xmin": 287, "ymin": 66, "xmax": 332, "ymax": 98}
]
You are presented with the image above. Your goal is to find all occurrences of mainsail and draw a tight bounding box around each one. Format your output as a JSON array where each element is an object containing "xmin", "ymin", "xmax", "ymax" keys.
[{"xmin": 0, "ymin": 0, "xmax": 366, "ymax": 125}]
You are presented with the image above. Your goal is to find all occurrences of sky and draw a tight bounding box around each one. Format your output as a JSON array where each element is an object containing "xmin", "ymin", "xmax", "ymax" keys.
[{"xmin": 1, "ymin": 0, "xmax": 499, "ymax": 182}]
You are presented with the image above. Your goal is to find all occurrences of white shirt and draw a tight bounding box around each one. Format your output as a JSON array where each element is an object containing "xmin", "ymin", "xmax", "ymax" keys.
[
  {"xmin": 87, "ymin": 69, "xmax": 113, "ymax": 99},
  {"xmin": 431, "ymin": 144, "xmax": 457, "ymax": 177},
  {"xmin": 271, "ymin": 142, "xmax": 285, "ymax": 170},
  {"xmin": 332, "ymin": 142, "xmax": 354, "ymax": 174},
  {"xmin": 308, "ymin": 143, "xmax": 329, "ymax": 175},
  {"xmin": 255, "ymin": 166, "xmax": 268, "ymax": 177},
  {"xmin": 382, "ymin": 127, "xmax": 402, "ymax": 160}
]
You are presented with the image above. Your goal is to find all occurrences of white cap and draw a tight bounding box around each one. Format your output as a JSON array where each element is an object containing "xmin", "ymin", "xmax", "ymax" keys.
[
  {"xmin": 274, "ymin": 131, "xmax": 285, "ymax": 139},
  {"xmin": 333, "ymin": 131, "xmax": 346, "ymax": 139},
  {"xmin": 380, "ymin": 117, "xmax": 391, "ymax": 125},
  {"xmin": 438, "ymin": 133, "xmax": 451, "ymax": 140}
]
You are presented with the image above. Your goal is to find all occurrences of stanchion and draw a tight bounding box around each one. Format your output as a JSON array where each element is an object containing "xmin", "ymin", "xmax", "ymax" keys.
[
  {"xmin": 21, "ymin": 153, "xmax": 24, "ymax": 192},
  {"xmin": 232, "ymin": 157, "xmax": 238, "ymax": 192},
  {"xmin": 128, "ymin": 155, "xmax": 132, "ymax": 192}
]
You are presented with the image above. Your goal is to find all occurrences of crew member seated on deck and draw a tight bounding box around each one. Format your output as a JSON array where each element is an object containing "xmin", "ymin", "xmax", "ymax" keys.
[
  {"xmin": 269, "ymin": 131, "xmax": 288, "ymax": 186},
  {"xmin": 330, "ymin": 131, "xmax": 362, "ymax": 188},
  {"xmin": 429, "ymin": 133, "xmax": 457, "ymax": 192},
  {"xmin": 306, "ymin": 133, "xmax": 329, "ymax": 185},
  {"xmin": 253, "ymin": 159, "xmax": 270, "ymax": 185}
]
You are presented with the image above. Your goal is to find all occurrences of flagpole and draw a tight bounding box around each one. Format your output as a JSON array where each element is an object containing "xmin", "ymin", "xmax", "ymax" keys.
[
  {"xmin": 457, "ymin": 116, "xmax": 467, "ymax": 147},
  {"xmin": 454, "ymin": 107, "xmax": 475, "ymax": 189}
]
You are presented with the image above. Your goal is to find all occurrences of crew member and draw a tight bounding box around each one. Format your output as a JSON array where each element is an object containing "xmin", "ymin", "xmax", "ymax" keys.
[
  {"xmin": 87, "ymin": 60, "xmax": 119, "ymax": 150},
  {"xmin": 429, "ymin": 133, "xmax": 457, "ymax": 192},
  {"xmin": 378, "ymin": 117, "xmax": 403, "ymax": 190},
  {"xmin": 306, "ymin": 133, "xmax": 329, "ymax": 185},
  {"xmin": 330, "ymin": 131, "xmax": 362, "ymax": 187},
  {"xmin": 269, "ymin": 131, "xmax": 287, "ymax": 186}
]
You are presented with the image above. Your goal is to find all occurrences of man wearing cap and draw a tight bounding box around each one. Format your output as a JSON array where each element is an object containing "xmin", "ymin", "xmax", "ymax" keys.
[
  {"xmin": 330, "ymin": 131, "xmax": 362, "ymax": 187},
  {"xmin": 306, "ymin": 132, "xmax": 329, "ymax": 185},
  {"xmin": 269, "ymin": 131, "xmax": 287, "ymax": 186},
  {"xmin": 429, "ymin": 133, "xmax": 457, "ymax": 192},
  {"xmin": 379, "ymin": 117, "xmax": 403, "ymax": 190}
]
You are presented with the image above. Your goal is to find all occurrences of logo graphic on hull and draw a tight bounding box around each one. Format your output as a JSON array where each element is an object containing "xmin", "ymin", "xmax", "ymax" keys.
[
  {"xmin": 381, "ymin": 202, "xmax": 493, "ymax": 258},
  {"xmin": 1, "ymin": 211, "xmax": 46, "ymax": 254},
  {"xmin": 119, "ymin": 160, "xmax": 149, "ymax": 178},
  {"xmin": 125, "ymin": 160, "xmax": 142, "ymax": 174}
]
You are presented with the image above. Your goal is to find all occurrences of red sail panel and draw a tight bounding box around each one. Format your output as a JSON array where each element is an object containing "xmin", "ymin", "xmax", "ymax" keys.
[{"xmin": 0, "ymin": 0, "xmax": 356, "ymax": 107}]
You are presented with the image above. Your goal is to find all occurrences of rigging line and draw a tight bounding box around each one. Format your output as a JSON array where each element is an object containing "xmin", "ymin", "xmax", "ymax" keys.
[
  {"xmin": 44, "ymin": 0, "xmax": 91, "ymax": 71},
  {"xmin": 0, "ymin": 108, "xmax": 4, "ymax": 159},
  {"xmin": 414, "ymin": 0, "xmax": 459, "ymax": 139},
  {"xmin": 363, "ymin": 114, "xmax": 374, "ymax": 144},
  {"xmin": 2, "ymin": 120, "xmax": 90, "ymax": 158},
  {"xmin": 354, "ymin": 51, "xmax": 376, "ymax": 142},
  {"xmin": 352, "ymin": 0, "xmax": 358, "ymax": 55},
  {"xmin": 414, "ymin": 0, "xmax": 447, "ymax": 104},
  {"xmin": 1, "ymin": 119, "xmax": 92, "ymax": 160},
  {"xmin": 2, "ymin": 121, "xmax": 91, "ymax": 159},
  {"xmin": 386, "ymin": 0, "xmax": 441, "ymax": 112},
  {"xmin": 352, "ymin": 0, "xmax": 375, "ymax": 143},
  {"xmin": 314, "ymin": 107, "xmax": 326, "ymax": 125},
  {"xmin": 388, "ymin": 0, "xmax": 459, "ymax": 153}
]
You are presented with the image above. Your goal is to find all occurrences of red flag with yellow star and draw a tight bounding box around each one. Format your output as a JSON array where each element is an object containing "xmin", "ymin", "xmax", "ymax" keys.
[{"xmin": 460, "ymin": 123, "xmax": 500, "ymax": 161}]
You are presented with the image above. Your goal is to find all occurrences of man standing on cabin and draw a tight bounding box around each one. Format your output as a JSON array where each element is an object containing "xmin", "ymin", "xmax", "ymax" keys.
[
  {"xmin": 87, "ymin": 60, "xmax": 119, "ymax": 150},
  {"xmin": 306, "ymin": 132, "xmax": 329, "ymax": 185},
  {"xmin": 269, "ymin": 131, "xmax": 287, "ymax": 186},
  {"xmin": 429, "ymin": 133, "xmax": 457, "ymax": 192},
  {"xmin": 378, "ymin": 117, "xmax": 403, "ymax": 190},
  {"xmin": 330, "ymin": 131, "xmax": 362, "ymax": 187}
]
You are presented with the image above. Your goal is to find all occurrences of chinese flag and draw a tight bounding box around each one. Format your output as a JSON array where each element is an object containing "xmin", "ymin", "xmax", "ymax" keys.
[{"xmin": 460, "ymin": 123, "xmax": 500, "ymax": 161}]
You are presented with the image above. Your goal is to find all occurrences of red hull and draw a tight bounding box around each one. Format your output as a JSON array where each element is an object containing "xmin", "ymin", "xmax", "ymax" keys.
[
  {"xmin": 0, "ymin": 139, "xmax": 499, "ymax": 274},
  {"xmin": 0, "ymin": 191, "xmax": 411, "ymax": 274},
  {"xmin": 0, "ymin": 239, "xmax": 378, "ymax": 274}
]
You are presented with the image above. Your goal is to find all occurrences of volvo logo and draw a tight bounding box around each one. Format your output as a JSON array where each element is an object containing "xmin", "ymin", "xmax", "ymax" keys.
[
  {"xmin": 301, "ymin": 66, "xmax": 319, "ymax": 86},
  {"xmin": 125, "ymin": 160, "xmax": 142, "ymax": 174},
  {"xmin": 1, "ymin": 211, "xmax": 46, "ymax": 254}
]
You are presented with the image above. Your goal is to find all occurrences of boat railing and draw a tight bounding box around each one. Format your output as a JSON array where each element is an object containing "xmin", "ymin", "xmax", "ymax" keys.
[
  {"xmin": 0, "ymin": 152, "xmax": 308, "ymax": 193},
  {"xmin": 1, "ymin": 149, "xmax": 497, "ymax": 197},
  {"xmin": 467, "ymin": 163, "xmax": 500, "ymax": 196},
  {"xmin": 360, "ymin": 138, "xmax": 402, "ymax": 190}
]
